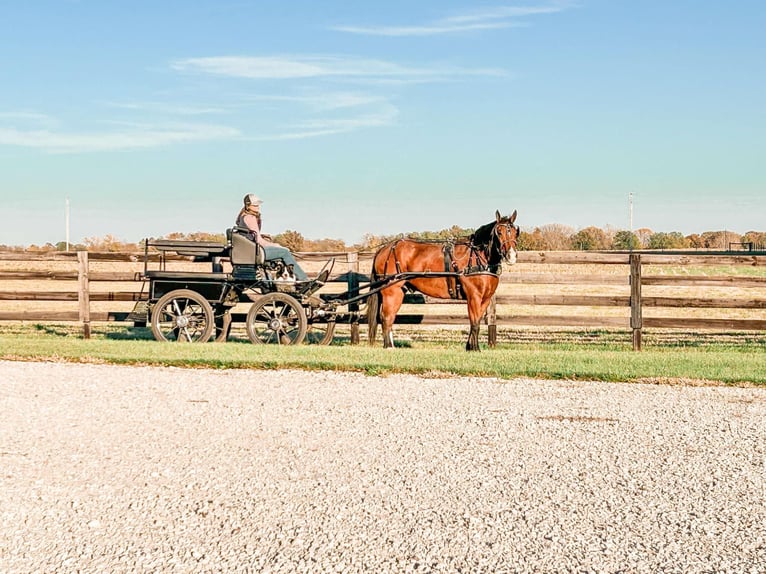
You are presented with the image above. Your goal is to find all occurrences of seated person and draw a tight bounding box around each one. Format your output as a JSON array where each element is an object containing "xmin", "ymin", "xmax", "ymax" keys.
[{"xmin": 235, "ymin": 193, "xmax": 309, "ymax": 281}]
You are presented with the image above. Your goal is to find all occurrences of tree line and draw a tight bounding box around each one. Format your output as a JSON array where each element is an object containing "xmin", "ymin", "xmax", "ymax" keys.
[{"xmin": 3, "ymin": 225, "xmax": 765, "ymax": 253}]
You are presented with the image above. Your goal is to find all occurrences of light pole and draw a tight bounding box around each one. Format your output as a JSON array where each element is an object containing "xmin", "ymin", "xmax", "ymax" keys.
[
  {"xmin": 65, "ymin": 197, "xmax": 71, "ymax": 252},
  {"xmin": 629, "ymin": 191, "xmax": 634, "ymax": 233}
]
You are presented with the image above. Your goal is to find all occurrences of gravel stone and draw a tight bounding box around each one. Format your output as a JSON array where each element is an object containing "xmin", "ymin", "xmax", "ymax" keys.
[{"xmin": 1, "ymin": 360, "xmax": 764, "ymax": 573}]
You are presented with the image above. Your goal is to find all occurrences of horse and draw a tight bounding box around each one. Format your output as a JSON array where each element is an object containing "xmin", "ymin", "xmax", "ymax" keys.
[{"xmin": 367, "ymin": 210, "xmax": 519, "ymax": 351}]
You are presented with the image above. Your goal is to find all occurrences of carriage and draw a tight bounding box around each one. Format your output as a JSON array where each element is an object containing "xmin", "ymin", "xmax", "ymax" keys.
[
  {"xmin": 141, "ymin": 227, "xmax": 338, "ymax": 345},
  {"xmin": 138, "ymin": 211, "xmax": 519, "ymax": 350}
]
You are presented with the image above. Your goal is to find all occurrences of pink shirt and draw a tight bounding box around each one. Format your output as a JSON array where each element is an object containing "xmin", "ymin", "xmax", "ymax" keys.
[{"xmin": 241, "ymin": 213, "xmax": 266, "ymax": 247}]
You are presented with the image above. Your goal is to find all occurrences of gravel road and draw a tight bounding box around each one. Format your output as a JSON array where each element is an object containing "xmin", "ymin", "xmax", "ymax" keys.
[{"xmin": 1, "ymin": 360, "xmax": 764, "ymax": 573}]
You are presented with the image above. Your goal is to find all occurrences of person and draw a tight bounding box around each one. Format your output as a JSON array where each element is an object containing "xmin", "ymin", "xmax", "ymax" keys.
[{"xmin": 235, "ymin": 194, "xmax": 309, "ymax": 281}]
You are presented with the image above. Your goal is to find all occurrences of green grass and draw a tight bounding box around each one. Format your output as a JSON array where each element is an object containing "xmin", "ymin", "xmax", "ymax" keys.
[{"xmin": 1, "ymin": 323, "xmax": 764, "ymax": 386}]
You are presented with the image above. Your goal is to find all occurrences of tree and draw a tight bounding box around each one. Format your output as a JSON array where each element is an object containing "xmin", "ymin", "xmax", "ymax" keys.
[
  {"xmin": 648, "ymin": 231, "xmax": 689, "ymax": 250},
  {"xmin": 304, "ymin": 238, "xmax": 347, "ymax": 252},
  {"xmin": 571, "ymin": 226, "xmax": 609, "ymax": 250},
  {"xmin": 517, "ymin": 228, "xmax": 546, "ymax": 251},
  {"xmin": 634, "ymin": 228, "xmax": 653, "ymax": 249},
  {"xmin": 701, "ymin": 230, "xmax": 740, "ymax": 249},
  {"xmin": 686, "ymin": 234, "xmax": 704, "ymax": 249},
  {"xmin": 537, "ymin": 224, "xmax": 575, "ymax": 250},
  {"xmin": 273, "ymin": 230, "xmax": 304, "ymax": 251},
  {"xmin": 742, "ymin": 231, "xmax": 766, "ymax": 249},
  {"xmin": 612, "ymin": 230, "xmax": 641, "ymax": 250}
]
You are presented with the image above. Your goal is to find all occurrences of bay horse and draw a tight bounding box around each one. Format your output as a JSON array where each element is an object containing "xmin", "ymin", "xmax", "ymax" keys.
[{"xmin": 367, "ymin": 210, "xmax": 519, "ymax": 351}]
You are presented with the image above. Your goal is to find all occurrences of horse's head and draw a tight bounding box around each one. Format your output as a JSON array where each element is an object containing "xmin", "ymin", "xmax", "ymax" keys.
[{"xmin": 492, "ymin": 209, "xmax": 519, "ymax": 265}]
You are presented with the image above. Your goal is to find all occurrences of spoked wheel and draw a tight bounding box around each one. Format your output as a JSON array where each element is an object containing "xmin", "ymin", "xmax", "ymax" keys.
[
  {"xmin": 305, "ymin": 318, "xmax": 335, "ymax": 345},
  {"xmin": 150, "ymin": 289, "xmax": 215, "ymax": 343},
  {"xmin": 246, "ymin": 292, "xmax": 307, "ymax": 345}
]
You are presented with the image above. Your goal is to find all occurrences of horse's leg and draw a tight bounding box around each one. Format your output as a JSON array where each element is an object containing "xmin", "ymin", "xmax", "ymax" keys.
[
  {"xmin": 465, "ymin": 294, "xmax": 483, "ymax": 351},
  {"xmin": 463, "ymin": 279, "xmax": 499, "ymax": 351},
  {"xmin": 380, "ymin": 286, "xmax": 405, "ymax": 348}
]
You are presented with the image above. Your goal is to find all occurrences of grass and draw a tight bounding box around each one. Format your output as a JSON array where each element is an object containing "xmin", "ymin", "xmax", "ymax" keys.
[{"xmin": 1, "ymin": 323, "xmax": 764, "ymax": 386}]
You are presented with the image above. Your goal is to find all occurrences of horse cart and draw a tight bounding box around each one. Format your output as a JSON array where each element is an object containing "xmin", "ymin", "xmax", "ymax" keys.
[
  {"xmin": 140, "ymin": 227, "xmax": 339, "ymax": 345},
  {"xmin": 137, "ymin": 210, "xmax": 519, "ymax": 350}
]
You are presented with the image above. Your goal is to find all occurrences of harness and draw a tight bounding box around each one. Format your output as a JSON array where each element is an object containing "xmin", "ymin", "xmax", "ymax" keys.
[
  {"xmin": 378, "ymin": 223, "xmax": 515, "ymax": 301},
  {"xmin": 442, "ymin": 241, "xmax": 464, "ymax": 299}
]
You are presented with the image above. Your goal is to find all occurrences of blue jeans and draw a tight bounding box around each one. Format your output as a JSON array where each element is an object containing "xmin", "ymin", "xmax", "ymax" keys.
[{"xmin": 263, "ymin": 246, "xmax": 308, "ymax": 281}]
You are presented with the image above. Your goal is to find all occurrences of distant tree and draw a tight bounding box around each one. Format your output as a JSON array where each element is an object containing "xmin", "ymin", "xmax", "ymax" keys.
[
  {"xmin": 686, "ymin": 234, "xmax": 704, "ymax": 249},
  {"xmin": 304, "ymin": 238, "xmax": 347, "ymax": 252},
  {"xmin": 701, "ymin": 230, "xmax": 740, "ymax": 249},
  {"xmin": 359, "ymin": 233, "xmax": 401, "ymax": 251},
  {"xmin": 648, "ymin": 231, "xmax": 689, "ymax": 250},
  {"xmin": 571, "ymin": 226, "xmax": 609, "ymax": 250},
  {"xmin": 612, "ymin": 230, "xmax": 641, "ymax": 250},
  {"xmin": 634, "ymin": 228, "xmax": 653, "ymax": 249},
  {"xmin": 602, "ymin": 224, "xmax": 618, "ymax": 248},
  {"xmin": 161, "ymin": 231, "xmax": 225, "ymax": 243},
  {"xmin": 83, "ymin": 234, "xmax": 139, "ymax": 252},
  {"xmin": 517, "ymin": 228, "xmax": 546, "ymax": 251},
  {"xmin": 273, "ymin": 230, "xmax": 305, "ymax": 251},
  {"xmin": 537, "ymin": 224, "xmax": 575, "ymax": 250},
  {"xmin": 742, "ymin": 231, "xmax": 766, "ymax": 249}
]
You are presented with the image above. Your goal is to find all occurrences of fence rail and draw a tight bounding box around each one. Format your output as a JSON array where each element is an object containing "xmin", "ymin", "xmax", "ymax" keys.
[{"xmin": 1, "ymin": 250, "xmax": 764, "ymax": 350}]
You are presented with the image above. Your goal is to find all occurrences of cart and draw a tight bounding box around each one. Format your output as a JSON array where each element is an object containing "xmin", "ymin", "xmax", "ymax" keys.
[
  {"xmin": 139, "ymin": 227, "xmax": 337, "ymax": 345},
  {"xmin": 137, "ymin": 227, "xmax": 460, "ymax": 346}
]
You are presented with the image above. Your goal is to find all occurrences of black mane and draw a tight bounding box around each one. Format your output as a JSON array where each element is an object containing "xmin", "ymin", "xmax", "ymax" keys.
[{"xmin": 471, "ymin": 221, "xmax": 495, "ymax": 247}]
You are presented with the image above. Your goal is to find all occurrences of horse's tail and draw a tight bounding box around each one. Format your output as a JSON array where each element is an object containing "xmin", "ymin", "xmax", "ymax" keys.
[{"xmin": 366, "ymin": 269, "xmax": 380, "ymax": 346}]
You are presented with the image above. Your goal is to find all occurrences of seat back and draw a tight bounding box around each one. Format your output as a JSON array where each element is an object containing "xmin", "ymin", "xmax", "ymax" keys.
[{"xmin": 228, "ymin": 228, "xmax": 265, "ymax": 266}]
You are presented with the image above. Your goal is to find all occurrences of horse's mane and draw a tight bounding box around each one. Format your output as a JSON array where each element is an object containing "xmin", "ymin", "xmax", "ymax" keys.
[{"xmin": 470, "ymin": 220, "xmax": 496, "ymax": 247}]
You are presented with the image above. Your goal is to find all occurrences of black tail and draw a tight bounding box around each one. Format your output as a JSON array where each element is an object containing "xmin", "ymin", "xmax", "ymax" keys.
[{"xmin": 366, "ymin": 271, "xmax": 380, "ymax": 345}]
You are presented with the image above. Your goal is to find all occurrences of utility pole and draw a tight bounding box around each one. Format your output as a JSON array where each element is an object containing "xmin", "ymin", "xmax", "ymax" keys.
[
  {"xmin": 629, "ymin": 191, "xmax": 634, "ymax": 232},
  {"xmin": 65, "ymin": 196, "xmax": 70, "ymax": 252}
]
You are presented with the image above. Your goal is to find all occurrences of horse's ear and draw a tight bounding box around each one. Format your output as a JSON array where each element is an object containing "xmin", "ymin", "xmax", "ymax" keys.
[
  {"xmin": 496, "ymin": 210, "xmax": 501, "ymax": 222},
  {"xmin": 509, "ymin": 210, "xmax": 517, "ymax": 224}
]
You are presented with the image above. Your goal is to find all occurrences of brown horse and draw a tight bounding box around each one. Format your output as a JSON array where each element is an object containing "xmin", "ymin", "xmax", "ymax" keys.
[{"xmin": 367, "ymin": 210, "xmax": 519, "ymax": 351}]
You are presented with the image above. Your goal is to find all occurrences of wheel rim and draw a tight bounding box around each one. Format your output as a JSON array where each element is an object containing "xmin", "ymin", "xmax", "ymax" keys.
[
  {"xmin": 151, "ymin": 290, "xmax": 214, "ymax": 343},
  {"xmin": 305, "ymin": 319, "xmax": 335, "ymax": 345},
  {"xmin": 246, "ymin": 293, "xmax": 307, "ymax": 345}
]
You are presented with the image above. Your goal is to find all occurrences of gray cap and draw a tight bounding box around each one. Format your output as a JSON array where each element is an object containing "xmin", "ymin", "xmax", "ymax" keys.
[{"xmin": 244, "ymin": 194, "xmax": 263, "ymax": 206}]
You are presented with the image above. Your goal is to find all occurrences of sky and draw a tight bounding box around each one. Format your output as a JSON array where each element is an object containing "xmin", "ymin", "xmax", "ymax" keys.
[{"xmin": 1, "ymin": 0, "xmax": 764, "ymax": 247}]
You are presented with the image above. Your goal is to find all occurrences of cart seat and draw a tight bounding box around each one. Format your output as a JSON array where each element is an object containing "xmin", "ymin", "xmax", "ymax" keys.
[
  {"xmin": 144, "ymin": 270, "xmax": 228, "ymax": 281},
  {"xmin": 228, "ymin": 227, "xmax": 265, "ymax": 266}
]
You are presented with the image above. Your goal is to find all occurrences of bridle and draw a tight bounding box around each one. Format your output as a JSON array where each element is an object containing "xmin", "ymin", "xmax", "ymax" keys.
[{"xmin": 490, "ymin": 220, "xmax": 519, "ymax": 263}]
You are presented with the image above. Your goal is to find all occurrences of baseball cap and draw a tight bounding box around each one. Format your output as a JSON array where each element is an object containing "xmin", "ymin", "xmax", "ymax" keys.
[{"xmin": 244, "ymin": 194, "xmax": 263, "ymax": 206}]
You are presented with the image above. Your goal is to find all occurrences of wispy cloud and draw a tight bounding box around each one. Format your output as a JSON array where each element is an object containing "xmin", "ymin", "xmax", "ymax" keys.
[
  {"xmin": 0, "ymin": 112, "xmax": 59, "ymax": 127},
  {"xmin": 0, "ymin": 123, "xmax": 240, "ymax": 153},
  {"xmin": 172, "ymin": 55, "xmax": 505, "ymax": 82},
  {"xmin": 103, "ymin": 101, "xmax": 228, "ymax": 116},
  {"xmin": 237, "ymin": 91, "xmax": 390, "ymax": 112},
  {"xmin": 332, "ymin": 3, "xmax": 569, "ymax": 37},
  {"xmin": 256, "ymin": 105, "xmax": 399, "ymax": 141}
]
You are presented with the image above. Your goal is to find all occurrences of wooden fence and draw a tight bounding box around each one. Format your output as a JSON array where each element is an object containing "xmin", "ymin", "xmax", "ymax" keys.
[{"xmin": 1, "ymin": 250, "xmax": 764, "ymax": 350}]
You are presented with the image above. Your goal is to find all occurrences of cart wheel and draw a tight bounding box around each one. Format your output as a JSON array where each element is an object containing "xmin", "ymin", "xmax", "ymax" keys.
[
  {"xmin": 305, "ymin": 319, "xmax": 335, "ymax": 345},
  {"xmin": 214, "ymin": 307, "xmax": 232, "ymax": 343},
  {"xmin": 150, "ymin": 289, "xmax": 215, "ymax": 343},
  {"xmin": 246, "ymin": 292, "xmax": 307, "ymax": 345}
]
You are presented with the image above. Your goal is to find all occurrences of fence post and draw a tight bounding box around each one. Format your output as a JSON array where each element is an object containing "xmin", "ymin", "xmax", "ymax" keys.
[
  {"xmin": 347, "ymin": 252, "xmax": 360, "ymax": 345},
  {"xmin": 630, "ymin": 253, "xmax": 642, "ymax": 351},
  {"xmin": 486, "ymin": 294, "xmax": 497, "ymax": 347},
  {"xmin": 77, "ymin": 251, "xmax": 91, "ymax": 339}
]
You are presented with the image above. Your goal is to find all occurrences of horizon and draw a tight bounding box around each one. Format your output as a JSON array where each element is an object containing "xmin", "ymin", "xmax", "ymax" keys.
[{"xmin": 2, "ymin": 1, "xmax": 764, "ymax": 246}]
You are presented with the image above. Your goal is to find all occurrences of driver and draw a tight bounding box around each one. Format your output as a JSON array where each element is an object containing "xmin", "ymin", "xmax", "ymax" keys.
[{"xmin": 235, "ymin": 194, "xmax": 309, "ymax": 281}]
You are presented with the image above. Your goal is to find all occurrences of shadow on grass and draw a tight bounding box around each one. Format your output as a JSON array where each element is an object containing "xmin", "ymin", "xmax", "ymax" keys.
[{"xmin": 103, "ymin": 327, "xmax": 154, "ymax": 341}]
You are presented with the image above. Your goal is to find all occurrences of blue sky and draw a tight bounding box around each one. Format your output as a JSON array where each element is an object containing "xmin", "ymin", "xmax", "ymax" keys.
[{"xmin": 1, "ymin": 0, "xmax": 764, "ymax": 246}]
